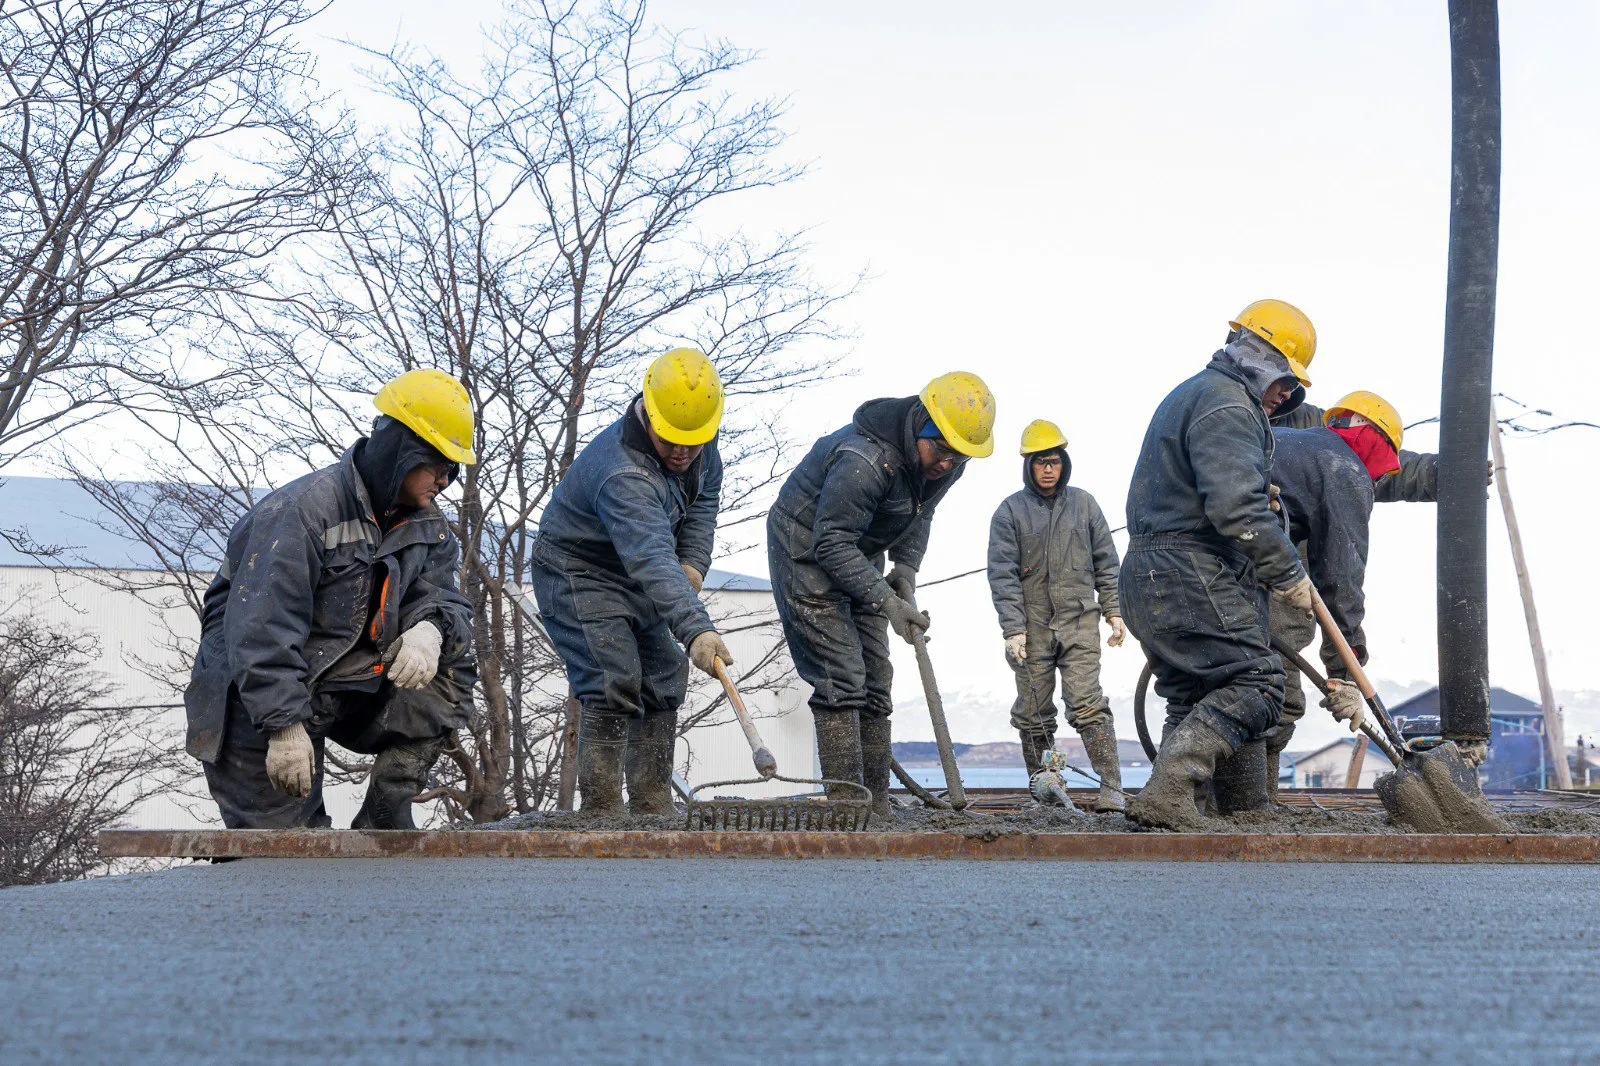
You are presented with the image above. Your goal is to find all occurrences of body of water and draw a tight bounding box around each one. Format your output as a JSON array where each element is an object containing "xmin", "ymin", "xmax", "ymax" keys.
[{"xmin": 901, "ymin": 764, "xmax": 1153, "ymax": 790}]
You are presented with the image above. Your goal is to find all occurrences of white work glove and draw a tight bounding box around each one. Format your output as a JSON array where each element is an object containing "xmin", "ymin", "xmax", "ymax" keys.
[
  {"xmin": 1005, "ymin": 633, "xmax": 1028, "ymax": 662},
  {"xmin": 885, "ymin": 563, "xmax": 918, "ymax": 602},
  {"xmin": 1106, "ymin": 615, "xmax": 1126, "ymax": 648},
  {"xmin": 681, "ymin": 563, "xmax": 705, "ymax": 593},
  {"xmin": 266, "ymin": 722, "xmax": 315, "ymax": 798},
  {"xmin": 1267, "ymin": 483, "xmax": 1283, "ymax": 513},
  {"xmin": 1271, "ymin": 575, "xmax": 1315, "ymax": 613},
  {"xmin": 1320, "ymin": 679, "xmax": 1366, "ymax": 734},
  {"xmin": 688, "ymin": 630, "xmax": 734, "ymax": 676},
  {"xmin": 1453, "ymin": 739, "xmax": 1489, "ymax": 768},
  {"xmin": 883, "ymin": 594, "xmax": 931, "ymax": 645},
  {"xmin": 386, "ymin": 620, "xmax": 443, "ymax": 689}
]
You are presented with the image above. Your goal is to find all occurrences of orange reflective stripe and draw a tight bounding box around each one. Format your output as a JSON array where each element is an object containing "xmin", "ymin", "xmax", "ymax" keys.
[{"xmin": 371, "ymin": 573, "xmax": 391, "ymax": 641}]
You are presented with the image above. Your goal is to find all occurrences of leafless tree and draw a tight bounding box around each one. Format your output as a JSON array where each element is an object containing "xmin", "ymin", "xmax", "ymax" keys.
[
  {"xmin": 0, "ymin": 601, "xmax": 186, "ymax": 885},
  {"xmin": 0, "ymin": 0, "xmax": 342, "ymax": 470}
]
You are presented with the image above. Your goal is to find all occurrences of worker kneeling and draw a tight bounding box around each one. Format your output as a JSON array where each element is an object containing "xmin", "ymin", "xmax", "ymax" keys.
[
  {"xmin": 768, "ymin": 372, "xmax": 995, "ymax": 818},
  {"xmin": 185, "ymin": 370, "xmax": 479, "ymax": 829},
  {"xmin": 531, "ymin": 349, "xmax": 730, "ymax": 814},
  {"xmin": 1120, "ymin": 300, "xmax": 1316, "ymax": 831},
  {"xmin": 987, "ymin": 420, "xmax": 1127, "ymax": 811}
]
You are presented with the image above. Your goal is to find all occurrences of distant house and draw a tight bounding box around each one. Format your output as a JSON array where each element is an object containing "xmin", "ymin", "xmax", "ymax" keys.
[
  {"xmin": 1280, "ymin": 736, "xmax": 1394, "ymax": 789},
  {"xmin": 1388, "ymin": 685, "xmax": 1553, "ymax": 789}
]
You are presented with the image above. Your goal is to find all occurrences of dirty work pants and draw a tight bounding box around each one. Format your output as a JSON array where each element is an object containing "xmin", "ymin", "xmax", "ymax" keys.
[
  {"xmin": 768, "ymin": 542, "xmax": 893, "ymax": 723},
  {"xmin": 1008, "ymin": 613, "xmax": 1111, "ymax": 736},
  {"xmin": 529, "ymin": 543, "xmax": 690, "ymax": 723},
  {"xmin": 1269, "ymin": 602, "xmax": 1317, "ymax": 731},
  {"xmin": 1118, "ymin": 535, "xmax": 1285, "ymax": 750},
  {"xmin": 203, "ymin": 676, "xmax": 458, "ymax": 830}
]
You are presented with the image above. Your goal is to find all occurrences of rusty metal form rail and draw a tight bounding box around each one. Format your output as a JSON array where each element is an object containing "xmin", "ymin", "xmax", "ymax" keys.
[{"xmin": 100, "ymin": 828, "xmax": 1600, "ymax": 863}]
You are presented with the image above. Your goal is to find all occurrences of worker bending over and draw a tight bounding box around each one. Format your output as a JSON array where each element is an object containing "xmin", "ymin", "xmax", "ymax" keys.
[
  {"xmin": 186, "ymin": 370, "xmax": 479, "ymax": 829},
  {"xmin": 531, "ymin": 349, "xmax": 732, "ymax": 814},
  {"xmin": 768, "ymin": 373, "xmax": 995, "ymax": 817},
  {"xmin": 1119, "ymin": 300, "xmax": 1316, "ymax": 831},
  {"xmin": 986, "ymin": 419, "xmax": 1127, "ymax": 811}
]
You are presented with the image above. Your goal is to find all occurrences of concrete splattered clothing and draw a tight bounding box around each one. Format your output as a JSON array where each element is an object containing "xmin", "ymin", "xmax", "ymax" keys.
[
  {"xmin": 530, "ymin": 398, "xmax": 721, "ymax": 722},
  {"xmin": 1272, "ymin": 401, "xmax": 1438, "ymax": 503},
  {"xmin": 185, "ymin": 419, "xmax": 477, "ymax": 828},
  {"xmin": 986, "ymin": 453, "xmax": 1120, "ymax": 736},
  {"xmin": 1119, "ymin": 336, "xmax": 1307, "ymax": 749}
]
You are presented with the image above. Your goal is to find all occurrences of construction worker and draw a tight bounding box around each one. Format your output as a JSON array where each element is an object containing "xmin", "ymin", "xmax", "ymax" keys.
[
  {"xmin": 185, "ymin": 369, "xmax": 479, "ymax": 829},
  {"xmin": 986, "ymin": 419, "xmax": 1127, "ymax": 811},
  {"xmin": 768, "ymin": 372, "xmax": 996, "ymax": 817},
  {"xmin": 1272, "ymin": 386, "xmax": 1441, "ymax": 502},
  {"xmin": 1119, "ymin": 300, "xmax": 1316, "ymax": 831},
  {"xmin": 530, "ymin": 348, "xmax": 730, "ymax": 814}
]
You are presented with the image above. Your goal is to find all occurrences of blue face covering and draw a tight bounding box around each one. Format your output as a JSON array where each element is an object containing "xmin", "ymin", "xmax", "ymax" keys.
[{"xmin": 917, "ymin": 420, "xmax": 944, "ymax": 440}]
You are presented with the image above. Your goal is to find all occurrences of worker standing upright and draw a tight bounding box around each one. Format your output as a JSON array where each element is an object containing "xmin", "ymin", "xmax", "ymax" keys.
[
  {"xmin": 986, "ymin": 419, "xmax": 1127, "ymax": 811},
  {"xmin": 185, "ymin": 369, "xmax": 479, "ymax": 829},
  {"xmin": 1119, "ymin": 300, "xmax": 1315, "ymax": 831},
  {"xmin": 531, "ymin": 348, "xmax": 733, "ymax": 814},
  {"xmin": 768, "ymin": 373, "xmax": 996, "ymax": 818}
]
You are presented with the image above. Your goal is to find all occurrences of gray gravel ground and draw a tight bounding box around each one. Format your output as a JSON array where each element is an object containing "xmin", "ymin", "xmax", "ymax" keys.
[{"xmin": 3, "ymin": 857, "xmax": 1598, "ymax": 1065}]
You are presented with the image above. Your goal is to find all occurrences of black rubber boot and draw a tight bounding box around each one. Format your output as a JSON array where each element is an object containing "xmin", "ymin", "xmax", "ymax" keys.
[
  {"xmin": 1264, "ymin": 722, "xmax": 1295, "ymax": 803},
  {"xmin": 813, "ymin": 709, "xmax": 863, "ymax": 796},
  {"xmin": 626, "ymin": 711, "xmax": 678, "ymax": 816},
  {"xmin": 352, "ymin": 735, "xmax": 446, "ymax": 830},
  {"xmin": 578, "ymin": 707, "xmax": 629, "ymax": 813},
  {"xmin": 1078, "ymin": 719, "xmax": 1125, "ymax": 813},
  {"xmin": 1018, "ymin": 730, "xmax": 1048, "ymax": 777},
  {"xmin": 859, "ymin": 713, "xmax": 894, "ymax": 820},
  {"xmin": 1126, "ymin": 714, "xmax": 1235, "ymax": 832},
  {"xmin": 1212, "ymin": 738, "xmax": 1271, "ymax": 815}
]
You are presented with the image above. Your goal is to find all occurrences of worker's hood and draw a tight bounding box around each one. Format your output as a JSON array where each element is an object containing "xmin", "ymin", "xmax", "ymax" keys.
[
  {"xmin": 1023, "ymin": 446, "xmax": 1071, "ymax": 497},
  {"xmin": 1209, "ymin": 330, "xmax": 1305, "ymax": 419},
  {"xmin": 354, "ymin": 414, "xmax": 457, "ymax": 528},
  {"xmin": 852, "ymin": 395, "xmax": 931, "ymax": 476}
]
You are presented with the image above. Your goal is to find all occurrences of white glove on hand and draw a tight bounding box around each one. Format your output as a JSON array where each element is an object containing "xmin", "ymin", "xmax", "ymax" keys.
[
  {"xmin": 387, "ymin": 620, "xmax": 442, "ymax": 689},
  {"xmin": 681, "ymin": 563, "xmax": 705, "ymax": 593},
  {"xmin": 1453, "ymin": 739, "xmax": 1489, "ymax": 768},
  {"xmin": 1271, "ymin": 576, "xmax": 1315, "ymax": 613},
  {"xmin": 1320, "ymin": 679, "xmax": 1366, "ymax": 734},
  {"xmin": 885, "ymin": 563, "xmax": 918, "ymax": 602},
  {"xmin": 1005, "ymin": 633, "xmax": 1028, "ymax": 662},
  {"xmin": 1106, "ymin": 616, "xmax": 1126, "ymax": 648},
  {"xmin": 688, "ymin": 630, "xmax": 734, "ymax": 676},
  {"xmin": 266, "ymin": 722, "xmax": 315, "ymax": 798},
  {"xmin": 884, "ymin": 595, "xmax": 931, "ymax": 645}
]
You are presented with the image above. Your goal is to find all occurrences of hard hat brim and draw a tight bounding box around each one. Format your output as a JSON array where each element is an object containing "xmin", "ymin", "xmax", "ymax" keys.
[
  {"xmin": 1287, "ymin": 356, "xmax": 1312, "ymax": 387},
  {"xmin": 924, "ymin": 403, "xmax": 994, "ymax": 457},
  {"xmin": 374, "ymin": 391, "xmax": 477, "ymax": 464},
  {"xmin": 642, "ymin": 388, "xmax": 723, "ymax": 446}
]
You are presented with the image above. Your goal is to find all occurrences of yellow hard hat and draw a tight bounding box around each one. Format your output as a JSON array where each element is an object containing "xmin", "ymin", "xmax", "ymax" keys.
[
  {"xmin": 1019, "ymin": 419, "xmax": 1068, "ymax": 456},
  {"xmin": 643, "ymin": 347, "xmax": 724, "ymax": 446},
  {"xmin": 1325, "ymin": 390, "xmax": 1403, "ymax": 451},
  {"xmin": 1230, "ymin": 299, "xmax": 1316, "ymax": 387},
  {"xmin": 374, "ymin": 369, "xmax": 476, "ymax": 464},
  {"xmin": 919, "ymin": 371, "xmax": 996, "ymax": 458}
]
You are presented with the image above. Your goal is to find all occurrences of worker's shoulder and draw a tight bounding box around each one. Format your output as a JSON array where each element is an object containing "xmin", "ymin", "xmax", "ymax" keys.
[
  {"xmin": 829, "ymin": 425, "xmax": 899, "ymax": 475},
  {"xmin": 1059, "ymin": 485, "xmax": 1104, "ymax": 510},
  {"xmin": 251, "ymin": 457, "xmax": 353, "ymax": 528}
]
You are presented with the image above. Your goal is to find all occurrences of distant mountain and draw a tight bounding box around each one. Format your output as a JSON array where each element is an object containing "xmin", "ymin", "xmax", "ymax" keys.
[{"xmin": 893, "ymin": 738, "xmax": 1149, "ymax": 768}]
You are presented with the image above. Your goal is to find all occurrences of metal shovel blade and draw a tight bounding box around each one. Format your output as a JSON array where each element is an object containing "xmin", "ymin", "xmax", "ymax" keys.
[{"xmin": 1374, "ymin": 741, "xmax": 1510, "ymax": 835}]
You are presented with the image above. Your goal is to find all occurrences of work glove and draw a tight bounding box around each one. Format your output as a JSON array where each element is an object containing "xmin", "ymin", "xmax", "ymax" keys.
[
  {"xmin": 1267, "ymin": 483, "xmax": 1283, "ymax": 513},
  {"xmin": 1486, "ymin": 459, "xmax": 1495, "ymax": 487},
  {"xmin": 883, "ymin": 594, "xmax": 931, "ymax": 645},
  {"xmin": 1453, "ymin": 739, "xmax": 1489, "ymax": 768},
  {"xmin": 885, "ymin": 563, "xmax": 918, "ymax": 602},
  {"xmin": 1106, "ymin": 615, "xmax": 1126, "ymax": 648},
  {"xmin": 681, "ymin": 563, "xmax": 705, "ymax": 593},
  {"xmin": 1320, "ymin": 679, "xmax": 1366, "ymax": 734},
  {"xmin": 1270, "ymin": 575, "xmax": 1315, "ymax": 613},
  {"xmin": 1005, "ymin": 633, "xmax": 1028, "ymax": 662},
  {"xmin": 688, "ymin": 630, "xmax": 734, "ymax": 676},
  {"xmin": 386, "ymin": 620, "xmax": 442, "ymax": 689},
  {"xmin": 266, "ymin": 722, "xmax": 316, "ymax": 798}
]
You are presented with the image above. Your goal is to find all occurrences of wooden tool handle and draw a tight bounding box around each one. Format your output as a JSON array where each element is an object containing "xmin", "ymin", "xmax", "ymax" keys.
[
  {"xmin": 911, "ymin": 630, "xmax": 967, "ymax": 810},
  {"xmin": 1308, "ymin": 589, "xmax": 1374, "ymax": 699},
  {"xmin": 714, "ymin": 658, "xmax": 778, "ymax": 779}
]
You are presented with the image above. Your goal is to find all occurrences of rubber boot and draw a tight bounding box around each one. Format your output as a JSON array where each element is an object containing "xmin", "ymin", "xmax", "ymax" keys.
[
  {"xmin": 1126, "ymin": 714, "xmax": 1235, "ymax": 832},
  {"xmin": 812, "ymin": 709, "xmax": 863, "ymax": 797},
  {"xmin": 859, "ymin": 713, "xmax": 894, "ymax": 820},
  {"xmin": 1264, "ymin": 722, "xmax": 1295, "ymax": 803},
  {"xmin": 1212, "ymin": 738, "xmax": 1271, "ymax": 815},
  {"xmin": 352, "ymin": 735, "xmax": 446, "ymax": 830},
  {"xmin": 1159, "ymin": 704, "xmax": 1213, "ymax": 815},
  {"xmin": 1078, "ymin": 719, "xmax": 1125, "ymax": 813},
  {"xmin": 578, "ymin": 707, "xmax": 629, "ymax": 813},
  {"xmin": 1018, "ymin": 730, "xmax": 1048, "ymax": 777},
  {"xmin": 626, "ymin": 711, "xmax": 678, "ymax": 816}
]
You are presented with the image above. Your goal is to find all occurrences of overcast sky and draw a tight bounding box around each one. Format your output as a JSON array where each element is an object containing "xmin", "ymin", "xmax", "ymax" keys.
[{"xmin": 245, "ymin": 2, "xmax": 1600, "ymax": 746}]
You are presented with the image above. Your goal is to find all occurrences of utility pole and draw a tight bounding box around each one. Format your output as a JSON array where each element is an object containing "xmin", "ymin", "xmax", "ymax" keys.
[{"xmin": 1489, "ymin": 401, "xmax": 1572, "ymax": 788}]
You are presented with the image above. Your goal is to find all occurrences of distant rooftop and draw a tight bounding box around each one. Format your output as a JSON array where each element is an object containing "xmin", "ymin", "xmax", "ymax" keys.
[{"xmin": 0, "ymin": 475, "xmax": 770, "ymax": 592}]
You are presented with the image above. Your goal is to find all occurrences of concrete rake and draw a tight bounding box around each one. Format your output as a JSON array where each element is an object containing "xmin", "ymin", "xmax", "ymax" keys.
[{"xmin": 684, "ymin": 660, "xmax": 872, "ymax": 832}]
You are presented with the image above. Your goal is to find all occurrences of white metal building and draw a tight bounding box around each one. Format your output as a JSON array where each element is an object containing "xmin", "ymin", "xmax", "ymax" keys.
[
  {"xmin": 0, "ymin": 475, "xmax": 817, "ymax": 828},
  {"xmin": 1281, "ymin": 736, "xmax": 1396, "ymax": 790}
]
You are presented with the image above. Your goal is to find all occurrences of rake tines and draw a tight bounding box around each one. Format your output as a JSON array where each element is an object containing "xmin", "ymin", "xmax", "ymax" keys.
[{"xmin": 684, "ymin": 777, "xmax": 873, "ymax": 832}]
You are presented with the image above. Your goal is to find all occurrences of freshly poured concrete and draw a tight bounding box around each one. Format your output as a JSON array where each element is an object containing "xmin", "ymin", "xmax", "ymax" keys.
[{"xmin": 3, "ymin": 859, "xmax": 1597, "ymax": 1064}]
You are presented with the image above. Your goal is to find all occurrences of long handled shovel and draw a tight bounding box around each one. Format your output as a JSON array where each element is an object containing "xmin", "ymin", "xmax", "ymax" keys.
[
  {"xmin": 683, "ymin": 658, "xmax": 872, "ymax": 831},
  {"xmin": 909, "ymin": 629, "xmax": 968, "ymax": 811},
  {"xmin": 1304, "ymin": 587, "xmax": 1508, "ymax": 834}
]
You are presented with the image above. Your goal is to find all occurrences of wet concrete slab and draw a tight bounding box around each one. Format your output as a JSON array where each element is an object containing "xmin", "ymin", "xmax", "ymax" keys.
[{"xmin": 3, "ymin": 858, "xmax": 1597, "ymax": 1064}]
